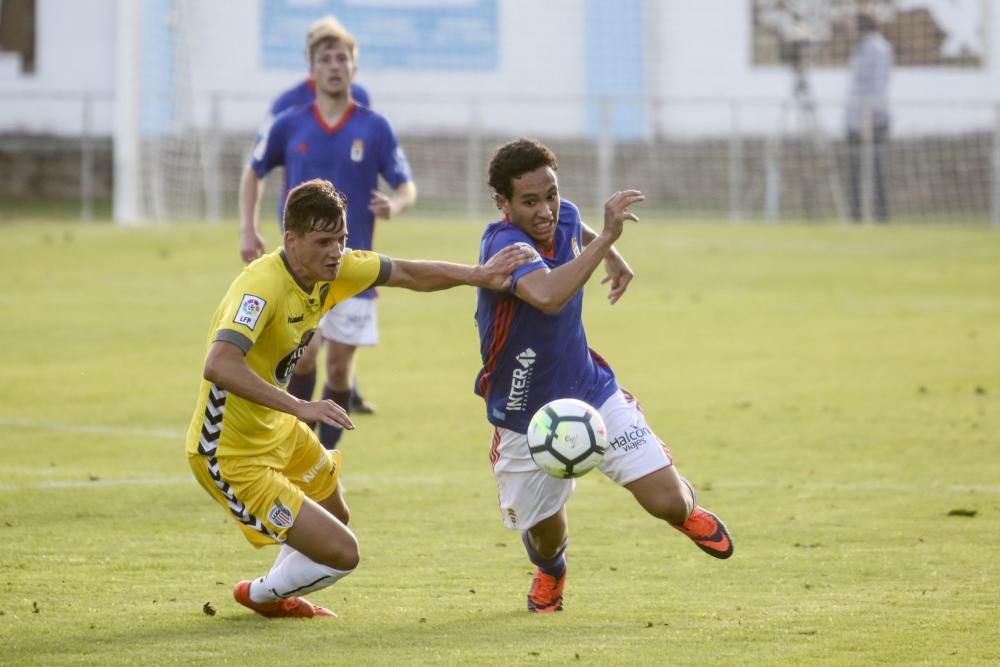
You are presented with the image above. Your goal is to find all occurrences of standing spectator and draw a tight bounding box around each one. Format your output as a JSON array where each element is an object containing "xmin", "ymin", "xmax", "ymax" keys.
[
  {"xmin": 239, "ymin": 20, "xmax": 416, "ymax": 450},
  {"xmin": 846, "ymin": 12, "xmax": 893, "ymax": 222}
]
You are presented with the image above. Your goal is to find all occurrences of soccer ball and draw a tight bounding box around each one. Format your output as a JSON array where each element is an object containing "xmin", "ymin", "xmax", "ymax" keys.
[{"xmin": 527, "ymin": 398, "xmax": 608, "ymax": 479}]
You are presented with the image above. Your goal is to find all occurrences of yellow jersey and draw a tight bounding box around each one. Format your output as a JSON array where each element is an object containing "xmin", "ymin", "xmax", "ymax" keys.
[{"xmin": 185, "ymin": 248, "xmax": 388, "ymax": 457}]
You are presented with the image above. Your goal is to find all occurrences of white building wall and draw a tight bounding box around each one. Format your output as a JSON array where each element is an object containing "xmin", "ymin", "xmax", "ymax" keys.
[{"xmin": 1, "ymin": 0, "xmax": 997, "ymax": 137}]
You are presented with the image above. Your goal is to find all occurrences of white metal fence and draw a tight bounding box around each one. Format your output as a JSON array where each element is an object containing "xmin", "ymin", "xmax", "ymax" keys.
[{"xmin": 2, "ymin": 91, "xmax": 999, "ymax": 226}]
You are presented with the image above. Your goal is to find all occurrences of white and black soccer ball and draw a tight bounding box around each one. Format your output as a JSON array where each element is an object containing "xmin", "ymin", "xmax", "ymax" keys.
[{"xmin": 527, "ymin": 398, "xmax": 608, "ymax": 479}]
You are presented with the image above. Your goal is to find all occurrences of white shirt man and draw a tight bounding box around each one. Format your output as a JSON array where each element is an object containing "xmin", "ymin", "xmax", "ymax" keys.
[{"xmin": 845, "ymin": 22, "xmax": 893, "ymax": 135}]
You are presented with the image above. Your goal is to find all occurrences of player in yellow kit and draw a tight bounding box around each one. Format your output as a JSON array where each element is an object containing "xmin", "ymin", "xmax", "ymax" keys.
[{"xmin": 186, "ymin": 178, "xmax": 532, "ymax": 618}]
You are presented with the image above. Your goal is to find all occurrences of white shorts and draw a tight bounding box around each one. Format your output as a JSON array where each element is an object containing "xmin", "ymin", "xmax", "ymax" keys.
[
  {"xmin": 319, "ymin": 297, "xmax": 378, "ymax": 346},
  {"xmin": 490, "ymin": 388, "xmax": 673, "ymax": 531}
]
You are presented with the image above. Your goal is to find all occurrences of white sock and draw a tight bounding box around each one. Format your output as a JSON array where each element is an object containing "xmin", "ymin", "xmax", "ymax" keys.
[
  {"xmin": 248, "ymin": 550, "xmax": 353, "ymax": 603},
  {"xmin": 248, "ymin": 544, "xmax": 296, "ymax": 601},
  {"xmin": 272, "ymin": 543, "xmax": 296, "ymax": 568}
]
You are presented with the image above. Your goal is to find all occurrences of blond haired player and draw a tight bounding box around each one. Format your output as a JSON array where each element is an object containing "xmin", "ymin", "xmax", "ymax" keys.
[{"xmin": 188, "ymin": 178, "xmax": 532, "ymax": 618}]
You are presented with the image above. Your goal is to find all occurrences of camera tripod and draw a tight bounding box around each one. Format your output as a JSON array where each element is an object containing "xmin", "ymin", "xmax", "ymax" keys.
[{"xmin": 765, "ymin": 60, "xmax": 847, "ymax": 222}]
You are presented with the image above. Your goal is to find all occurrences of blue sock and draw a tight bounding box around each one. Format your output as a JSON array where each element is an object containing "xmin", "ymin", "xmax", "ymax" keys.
[
  {"xmin": 287, "ymin": 368, "xmax": 316, "ymax": 401},
  {"xmin": 317, "ymin": 386, "xmax": 351, "ymax": 450},
  {"xmin": 522, "ymin": 531, "xmax": 567, "ymax": 579}
]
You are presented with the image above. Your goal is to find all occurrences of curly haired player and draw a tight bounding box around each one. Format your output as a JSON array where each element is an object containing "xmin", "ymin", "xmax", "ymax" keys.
[{"xmin": 474, "ymin": 139, "xmax": 734, "ymax": 613}]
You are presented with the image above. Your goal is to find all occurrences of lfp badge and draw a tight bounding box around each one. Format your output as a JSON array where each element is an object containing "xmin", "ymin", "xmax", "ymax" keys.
[{"xmin": 235, "ymin": 294, "xmax": 266, "ymax": 330}]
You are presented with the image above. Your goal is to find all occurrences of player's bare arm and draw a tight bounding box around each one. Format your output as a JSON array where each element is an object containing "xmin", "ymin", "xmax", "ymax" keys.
[
  {"xmin": 582, "ymin": 222, "xmax": 635, "ymax": 305},
  {"xmin": 383, "ymin": 244, "xmax": 535, "ymax": 292},
  {"xmin": 238, "ymin": 165, "xmax": 268, "ymax": 263},
  {"xmin": 369, "ymin": 180, "xmax": 418, "ymax": 220},
  {"xmin": 515, "ymin": 189, "xmax": 643, "ymax": 314},
  {"xmin": 203, "ymin": 339, "xmax": 354, "ymax": 430}
]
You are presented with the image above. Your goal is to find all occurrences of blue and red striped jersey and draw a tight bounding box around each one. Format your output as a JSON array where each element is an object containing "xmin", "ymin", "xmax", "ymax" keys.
[
  {"xmin": 261, "ymin": 79, "xmax": 372, "ymax": 223},
  {"xmin": 250, "ymin": 101, "xmax": 412, "ymax": 299},
  {"xmin": 474, "ymin": 199, "xmax": 618, "ymax": 432}
]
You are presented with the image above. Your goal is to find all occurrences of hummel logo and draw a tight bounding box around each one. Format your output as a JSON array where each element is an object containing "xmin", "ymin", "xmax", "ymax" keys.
[
  {"xmin": 288, "ymin": 314, "xmax": 304, "ymax": 323},
  {"xmin": 516, "ymin": 348, "xmax": 536, "ymax": 368}
]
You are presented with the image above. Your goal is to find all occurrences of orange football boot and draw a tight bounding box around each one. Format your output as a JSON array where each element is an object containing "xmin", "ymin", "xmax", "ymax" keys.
[
  {"xmin": 233, "ymin": 580, "xmax": 337, "ymax": 618},
  {"xmin": 527, "ymin": 567, "xmax": 566, "ymax": 613},
  {"xmin": 673, "ymin": 507, "xmax": 734, "ymax": 559}
]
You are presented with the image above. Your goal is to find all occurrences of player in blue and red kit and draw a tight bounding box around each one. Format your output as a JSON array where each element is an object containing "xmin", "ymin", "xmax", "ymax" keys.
[
  {"xmin": 262, "ymin": 17, "xmax": 373, "ymax": 229},
  {"xmin": 474, "ymin": 139, "xmax": 733, "ymax": 613},
  {"xmin": 258, "ymin": 17, "xmax": 377, "ymax": 416},
  {"xmin": 239, "ymin": 20, "xmax": 416, "ymax": 450}
]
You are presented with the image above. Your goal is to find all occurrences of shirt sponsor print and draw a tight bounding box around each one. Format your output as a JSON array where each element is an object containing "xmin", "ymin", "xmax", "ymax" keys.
[
  {"xmin": 505, "ymin": 347, "xmax": 537, "ymax": 413},
  {"xmin": 235, "ymin": 294, "xmax": 266, "ymax": 330},
  {"xmin": 275, "ymin": 329, "xmax": 315, "ymax": 385}
]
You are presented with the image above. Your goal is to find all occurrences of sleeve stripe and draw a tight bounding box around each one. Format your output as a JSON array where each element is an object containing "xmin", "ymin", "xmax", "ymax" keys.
[
  {"xmin": 372, "ymin": 254, "xmax": 393, "ymax": 287},
  {"xmin": 214, "ymin": 329, "xmax": 253, "ymax": 354}
]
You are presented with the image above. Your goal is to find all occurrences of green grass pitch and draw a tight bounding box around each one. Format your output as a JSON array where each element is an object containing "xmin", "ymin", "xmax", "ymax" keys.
[{"xmin": 1, "ymin": 217, "xmax": 998, "ymax": 665}]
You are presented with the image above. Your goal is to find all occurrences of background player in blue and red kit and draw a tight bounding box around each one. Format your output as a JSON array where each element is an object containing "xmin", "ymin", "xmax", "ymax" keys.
[
  {"xmin": 261, "ymin": 16, "xmax": 373, "ymax": 230},
  {"xmin": 258, "ymin": 15, "xmax": 376, "ymax": 417},
  {"xmin": 239, "ymin": 19, "xmax": 415, "ymax": 450},
  {"xmin": 474, "ymin": 138, "xmax": 734, "ymax": 614}
]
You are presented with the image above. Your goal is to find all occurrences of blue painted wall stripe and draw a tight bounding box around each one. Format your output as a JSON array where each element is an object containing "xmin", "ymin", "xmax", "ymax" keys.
[{"xmin": 585, "ymin": 0, "xmax": 645, "ymax": 140}]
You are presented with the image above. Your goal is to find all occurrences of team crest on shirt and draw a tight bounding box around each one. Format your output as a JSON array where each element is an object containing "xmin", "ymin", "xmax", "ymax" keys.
[
  {"xmin": 268, "ymin": 500, "xmax": 294, "ymax": 529},
  {"xmin": 351, "ymin": 139, "xmax": 364, "ymax": 162},
  {"xmin": 571, "ymin": 237, "xmax": 581, "ymax": 258},
  {"xmin": 234, "ymin": 294, "xmax": 266, "ymax": 330}
]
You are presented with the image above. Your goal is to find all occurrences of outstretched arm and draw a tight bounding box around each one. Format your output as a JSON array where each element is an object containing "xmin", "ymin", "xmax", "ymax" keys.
[
  {"xmin": 515, "ymin": 190, "xmax": 644, "ymax": 314},
  {"xmin": 383, "ymin": 243, "xmax": 536, "ymax": 292},
  {"xmin": 203, "ymin": 340, "xmax": 354, "ymax": 430}
]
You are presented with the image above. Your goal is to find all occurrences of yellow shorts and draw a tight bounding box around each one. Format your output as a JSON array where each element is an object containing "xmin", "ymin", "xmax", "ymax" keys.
[{"xmin": 188, "ymin": 419, "xmax": 341, "ymax": 548}]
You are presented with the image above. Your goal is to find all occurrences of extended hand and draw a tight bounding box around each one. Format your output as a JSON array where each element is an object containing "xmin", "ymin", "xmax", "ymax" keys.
[
  {"xmin": 295, "ymin": 399, "xmax": 355, "ymax": 431},
  {"xmin": 601, "ymin": 252, "xmax": 635, "ymax": 305},
  {"xmin": 602, "ymin": 189, "xmax": 645, "ymax": 242},
  {"xmin": 478, "ymin": 243, "xmax": 537, "ymax": 291}
]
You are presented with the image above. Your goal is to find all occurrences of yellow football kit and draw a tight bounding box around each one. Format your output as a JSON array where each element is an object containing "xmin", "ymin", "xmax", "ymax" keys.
[{"xmin": 186, "ymin": 247, "xmax": 389, "ymax": 546}]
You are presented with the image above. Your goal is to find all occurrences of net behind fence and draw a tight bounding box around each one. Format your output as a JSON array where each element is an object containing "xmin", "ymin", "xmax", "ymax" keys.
[{"xmin": 3, "ymin": 94, "xmax": 997, "ymax": 225}]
